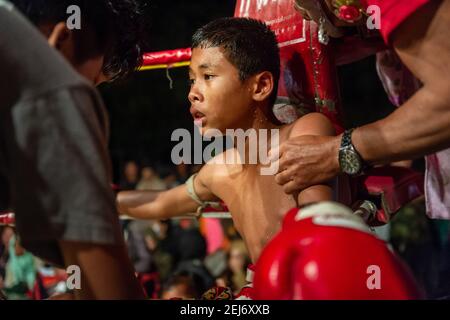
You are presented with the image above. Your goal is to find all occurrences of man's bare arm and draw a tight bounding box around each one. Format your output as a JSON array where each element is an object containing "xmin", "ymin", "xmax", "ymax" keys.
[
  {"xmin": 273, "ymin": 1, "xmax": 450, "ymax": 193},
  {"xmin": 353, "ymin": 0, "xmax": 450, "ymax": 164},
  {"xmin": 58, "ymin": 241, "xmax": 144, "ymax": 299}
]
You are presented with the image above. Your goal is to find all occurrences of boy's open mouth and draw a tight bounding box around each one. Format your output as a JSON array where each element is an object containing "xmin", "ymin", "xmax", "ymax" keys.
[{"xmin": 190, "ymin": 107, "xmax": 206, "ymax": 126}]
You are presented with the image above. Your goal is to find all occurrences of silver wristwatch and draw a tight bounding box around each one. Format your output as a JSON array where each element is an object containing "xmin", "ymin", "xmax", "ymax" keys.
[{"xmin": 339, "ymin": 128, "xmax": 365, "ymax": 176}]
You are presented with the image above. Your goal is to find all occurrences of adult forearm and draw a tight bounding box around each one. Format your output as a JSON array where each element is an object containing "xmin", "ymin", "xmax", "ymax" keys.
[{"xmin": 353, "ymin": 84, "xmax": 450, "ymax": 165}]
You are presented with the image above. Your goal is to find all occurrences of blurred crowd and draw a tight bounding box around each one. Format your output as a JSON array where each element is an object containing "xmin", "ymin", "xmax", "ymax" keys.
[
  {"xmin": 0, "ymin": 225, "xmax": 68, "ymax": 299},
  {"xmin": 1, "ymin": 160, "xmax": 449, "ymax": 300},
  {"xmin": 118, "ymin": 160, "xmax": 251, "ymax": 299}
]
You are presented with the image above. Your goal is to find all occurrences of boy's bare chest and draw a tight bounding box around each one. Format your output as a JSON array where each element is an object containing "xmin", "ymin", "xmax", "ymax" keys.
[
  {"xmin": 212, "ymin": 169, "xmax": 296, "ymax": 233},
  {"xmin": 208, "ymin": 169, "xmax": 295, "ymax": 261}
]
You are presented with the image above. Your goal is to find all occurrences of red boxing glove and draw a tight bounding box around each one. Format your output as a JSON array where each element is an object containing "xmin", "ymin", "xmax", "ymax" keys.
[{"xmin": 254, "ymin": 202, "xmax": 423, "ymax": 300}]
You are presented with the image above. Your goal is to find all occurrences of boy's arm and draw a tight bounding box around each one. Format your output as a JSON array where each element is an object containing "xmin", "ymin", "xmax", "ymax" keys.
[
  {"xmin": 116, "ymin": 165, "xmax": 219, "ymax": 220},
  {"xmin": 286, "ymin": 113, "xmax": 336, "ymax": 206}
]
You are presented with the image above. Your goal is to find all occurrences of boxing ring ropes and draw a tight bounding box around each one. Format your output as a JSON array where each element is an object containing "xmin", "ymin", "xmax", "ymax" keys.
[
  {"xmin": 0, "ymin": 202, "xmax": 379, "ymax": 226},
  {"xmin": 0, "ymin": 48, "xmax": 413, "ymax": 225},
  {"xmin": 0, "ymin": 49, "xmax": 425, "ymax": 226},
  {"xmin": 0, "ymin": 0, "xmax": 425, "ymax": 227},
  {"xmin": 0, "ymin": 48, "xmax": 423, "ymax": 226}
]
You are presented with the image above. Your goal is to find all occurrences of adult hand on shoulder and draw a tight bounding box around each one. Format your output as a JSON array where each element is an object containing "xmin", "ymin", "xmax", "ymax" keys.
[{"xmin": 270, "ymin": 134, "xmax": 342, "ymax": 194}]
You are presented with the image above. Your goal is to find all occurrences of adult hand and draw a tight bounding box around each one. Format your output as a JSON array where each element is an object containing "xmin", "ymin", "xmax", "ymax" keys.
[{"xmin": 270, "ymin": 134, "xmax": 342, "ymax": 194}]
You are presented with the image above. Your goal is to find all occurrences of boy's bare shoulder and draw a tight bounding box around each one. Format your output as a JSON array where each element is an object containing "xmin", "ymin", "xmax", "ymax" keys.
[
  {"xmin": 199, "ymin": 148, "xmax": 243, "ymax": 187},
  {"xmin": 283, "ymin": 112, "xmax": 335, "ymax": 138}
]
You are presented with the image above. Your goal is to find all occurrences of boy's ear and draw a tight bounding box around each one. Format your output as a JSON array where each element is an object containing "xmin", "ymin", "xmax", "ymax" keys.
[
  {"xmin": 252, "ymin": 71, "xmax": 274, "ymax": 102},
  {"xmin": 47, "ymin": 22, "xmax": 76, "ymax": 64}
]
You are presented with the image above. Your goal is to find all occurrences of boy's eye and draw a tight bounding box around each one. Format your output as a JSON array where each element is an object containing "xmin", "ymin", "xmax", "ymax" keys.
[
  {"xmin": 188, "ymin": 78, "xmax": 195, "ymax": 86},
  {"xmin": 204, "ymin": 74, "xmax": 215, "ymax": 80}
]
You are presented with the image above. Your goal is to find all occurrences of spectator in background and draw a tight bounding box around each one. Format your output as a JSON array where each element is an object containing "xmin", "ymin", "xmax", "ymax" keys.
[
  {"xmin": 216, "ymin": 240, "xmax": 250, "ymax": 294},
  {"xmin": 126, "ymin": 164, "xmax": 166, "ymax": 287},
  {"xmin": 172, "ymin": 219, "xmax": 214, "ymax": 294},
  {"xmin": 159, "ymin": 164, "xmax": 200, "ymax": 189},
  {"xmin": 3, "ymin": 235, "xmax": 37, "ymax": 299},
  {"xmin": 120, "ymin": 161, "xmax": 140, "ymax": 190},
  {"xmin": 174, "ymin": 219, "xmax": 207, "ymax": 266},
  {"xmin": 175, "ymin": 162, "xmax": 190, "ymax": 184},
  {"xmin": 0, "ymin": 226, "xmax": 14, "ymax": 288},
  {"xmin": 126, "ymin": 220, "xmax": 155, "ymax": 275},
  {"xmin": 228, "ymin": 240, "xmax": 250, "ymax": 291},
  {"xmin": 163, "ymin": 172, "xmax": 179, "ymax": 189},
  {"xmin": 144, "ymin": 226, "xmax": 173, "ymax": 284},
  {"xmin": 136, "ymin": 166, "xmax": 166, "ymax": 191},
  {"xmin": 124, "ymin": 218, "xmax": 161, "ymax": 298},
  {"xmin": 161, "ymin": 273, "xmax": 199, "ymax": 300},
  {"xmin": 1, "ymin": 227, "xmax": 8, "ymax": 299}
]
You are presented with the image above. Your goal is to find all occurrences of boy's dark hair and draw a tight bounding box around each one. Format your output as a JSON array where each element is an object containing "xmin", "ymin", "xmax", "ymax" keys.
[
  {"xmin": 192, "ymin": 17, "xmax": 280, "ymax": 107},
  {"xmin": 10, "ymin": 0, "xmax": 148, "ymax": 81}
]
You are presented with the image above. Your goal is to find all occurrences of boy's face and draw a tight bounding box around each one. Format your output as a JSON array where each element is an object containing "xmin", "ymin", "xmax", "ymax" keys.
[{"xmin": 188, "ymin": 47, "xmax": 254, "ymax": 135}]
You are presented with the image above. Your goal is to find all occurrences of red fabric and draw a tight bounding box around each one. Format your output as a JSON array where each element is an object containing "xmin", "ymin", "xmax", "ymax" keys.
[
  {"xmin": 235, "ymin": 285, "xmax": 255, "ymax": 300},
  {"xmin": 142, "ymin": 48, "xmax": 191, "ymax": 66},
  {"xmin": 355, "ymin": 166, "xmax": 424, "ymax": 225},
  {"xmin": 0, "ymin": 212, "xmax": 15, "ymax": 226},
  {"xmin": 138, "ymin": 272, "xmax": 160, "ymax": 299},
  {"xmin": 234, "ymin": 265, "xmax": 256, "ymax": 299},
  {"xmin": 234, "ymin": 0, "xmax": 345, "ymax": 133},
  {"xmin": 366, "ymin": 0, "xmax": 431, "ymax": 45},
  {"xmin": 40, "ymin": 274, "xmax": 67, "ymax": 288},
  {"xmin": 362, "ymin": 167, "xmax": 424, "ymax": 220}
]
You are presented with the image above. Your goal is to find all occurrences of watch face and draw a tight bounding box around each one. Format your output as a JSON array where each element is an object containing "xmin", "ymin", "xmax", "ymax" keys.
[{"xmin": 340, "ymin": 149, "xmax": 362, "ymax": 175}]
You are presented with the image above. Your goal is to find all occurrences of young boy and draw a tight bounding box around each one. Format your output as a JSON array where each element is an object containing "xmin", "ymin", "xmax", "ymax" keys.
[{"xmin": 117, "ymin": 17, "xmax": 339, "ymax": 266}]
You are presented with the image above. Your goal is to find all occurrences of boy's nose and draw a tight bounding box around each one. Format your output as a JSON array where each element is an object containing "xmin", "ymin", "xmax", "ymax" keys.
[{"xmin": 188, "ymin": 89, "xmax": 203, "ymax": 104}]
